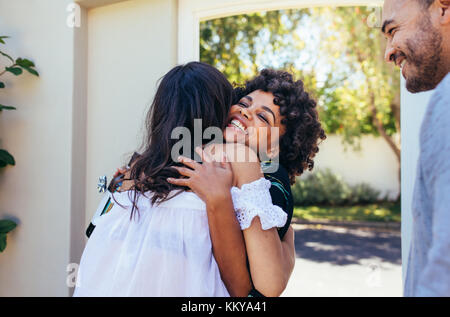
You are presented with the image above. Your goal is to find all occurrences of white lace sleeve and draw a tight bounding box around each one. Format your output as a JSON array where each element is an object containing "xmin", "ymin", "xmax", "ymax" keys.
[{"xmin": 230, "ymin": 178, "xmax": 288, "ymax": 231}]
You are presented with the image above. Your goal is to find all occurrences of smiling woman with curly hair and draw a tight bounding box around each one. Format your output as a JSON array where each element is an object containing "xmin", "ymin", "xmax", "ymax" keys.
[
  {"xmin": 169, "ymin": 68, "xmax": 327, "ymax": 297},
  {"xmin": 233, "ymin": 68, "xmax": 327, "ymax": 184}
]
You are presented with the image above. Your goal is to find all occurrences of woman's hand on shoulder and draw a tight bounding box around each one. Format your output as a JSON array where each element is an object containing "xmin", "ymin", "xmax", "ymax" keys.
[
  {"xmin": 112, "ymin": 164, "xmax": 135, "ymax": 192},
  {"xmin": 199, "ymin": 142, "xmax": 263, "ymax": 188},
  {"xmin": 167, "ymin": 146, "xmax": 233, "ymax": 207},
  {"xmin": 113, "ymin": 166, "xmax": 128, "ymax": 178},
  {"xmin": 166, "ymin": 142, "xmax": 264, "ymax": 206}
]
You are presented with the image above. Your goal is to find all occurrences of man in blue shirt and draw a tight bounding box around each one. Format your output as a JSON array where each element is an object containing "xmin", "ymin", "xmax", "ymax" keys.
[{"xmin": 382, "ymin": 0, "xmax": 450, "ymax": 296}]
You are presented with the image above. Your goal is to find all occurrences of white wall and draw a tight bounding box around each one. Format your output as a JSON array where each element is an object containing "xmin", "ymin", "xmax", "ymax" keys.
[
  {"xmin": 311, "ymin": 135, "xmax": 400, "ymax": 200},
  {"xmin": 0, "ymin": 0, "xmax": 76, "ymax": 296},
  {"xmin": 84, "ymin": 0, "xmax": 178, "ymax": 229},
  {"xmin": 0, "ymin": 0, "xmax": 178, "ymax": 296}
]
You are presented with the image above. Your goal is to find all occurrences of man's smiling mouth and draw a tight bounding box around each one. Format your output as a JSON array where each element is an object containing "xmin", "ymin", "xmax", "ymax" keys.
[{"xmin": 394, "ymin": 53, "xmax": 407, "ymax": 69}]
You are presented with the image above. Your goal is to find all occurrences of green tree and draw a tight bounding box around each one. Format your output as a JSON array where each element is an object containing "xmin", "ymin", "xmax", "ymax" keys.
[
  {"xmin": 200, "ymin": 10, "xmax": 307, "ymax": 84},
  {"xmin": 311, "ymin": 7, "xmax": 400, "ymax": 159}
]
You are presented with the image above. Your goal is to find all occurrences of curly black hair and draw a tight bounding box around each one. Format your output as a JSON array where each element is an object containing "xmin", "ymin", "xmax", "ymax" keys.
[{"xmin": 233, "ymin": 69, "xmax": 326, "ymax": 185}]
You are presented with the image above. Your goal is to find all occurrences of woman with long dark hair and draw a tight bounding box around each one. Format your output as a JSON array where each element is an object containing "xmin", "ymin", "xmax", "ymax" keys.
[{"xmin": 74, "ymin": 62, "xmax": 237, "ymax": 296}]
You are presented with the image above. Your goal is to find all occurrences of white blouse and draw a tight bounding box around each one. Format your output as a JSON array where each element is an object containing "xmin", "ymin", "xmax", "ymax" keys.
[{"xmin": 73, "ymin": 178, "xmax": 287, "ymax": 297}]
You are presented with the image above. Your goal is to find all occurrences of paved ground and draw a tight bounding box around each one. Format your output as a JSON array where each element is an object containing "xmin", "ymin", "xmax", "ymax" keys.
[{"xmin": 281, "ymin": 224, "xmax": 402, "ymax": 297}]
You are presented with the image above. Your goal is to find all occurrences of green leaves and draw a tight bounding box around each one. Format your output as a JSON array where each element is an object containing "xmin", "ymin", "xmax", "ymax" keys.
[
  {"xmin": 16, "ymin": 58, "xmax": 39, "ymax": 77},
  {"xmin": 0, "ymin": 234, "xmax": 6, "ymax": 252},
  {"xmin": 0, "ymin": 35, "xmax": 13, "ymax": 63},
  {"xmin": 200, "ymin": 10, "xmax": 305, "ymax": 84},
  {"xmin": 0, "ymin": 35, "xmax": 30, "ymax": 253},
  {"xmin": 291, "ymin": 168, "xmax": 380, "ymax": 207},
  {"xmin": 0, "ymin": 35, "xmax": 39, "ymax": 77},
  {"xmin": 5, "ymin": 66, "xmax": 22, "ymax": 76},
  {"xmin": 0, "ymin": 104, "xmax": 16, "ymax": 111},
  {"xmin": 15, "ymin": 58, "xmax": 34, "ymax": 68},
  {"xmin": 0, "ymin": 149, "xmax": 16, "ymax": 167},
  {"xmin": 0, "ymin": 38, "xmax": 39, "ymax": 176},
  {"xmin": 0, "ymin": 219, "xmax": 17, "ymax": 252},
  {"xmin": 0, "ymin": 36, "xmax": 9, "ymax": 44},
  {"xmin": 4, "ymin": 58, "xmax": 40, "ymax": 77},
  {"xmin": 0, "ymin": 220, "xmax": 16, "ymax": 234},
  {"xmin": 0, "ymin": 50, "xmax": 14, "ymax": 63}
]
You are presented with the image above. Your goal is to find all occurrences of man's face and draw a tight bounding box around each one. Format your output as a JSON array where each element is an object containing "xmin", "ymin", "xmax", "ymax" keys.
[{"xmin": 382, "ymin": 0, "xmax": 444, "ymax": 93}]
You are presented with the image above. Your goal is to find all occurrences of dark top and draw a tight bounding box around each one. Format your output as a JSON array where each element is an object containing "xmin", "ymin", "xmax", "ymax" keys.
[{"xmin": 262, "ymin": 162, "xmax": 294, "ymax": 240}]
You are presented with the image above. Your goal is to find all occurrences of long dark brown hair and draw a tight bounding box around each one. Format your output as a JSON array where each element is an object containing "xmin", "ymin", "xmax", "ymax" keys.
[{"xmin": 113, "ymin": 62, "xmax": 233, "ymax": 219}]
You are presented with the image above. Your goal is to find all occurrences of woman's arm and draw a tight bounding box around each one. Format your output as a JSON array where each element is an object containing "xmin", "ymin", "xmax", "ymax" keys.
[
  {"xmin": 167, "ymin": 149, "xmax": 252, "ymax": 297},
  {"xmin": 169, "ymin": 144, "xmax": 295, "ymax": 297},
  {"xmin": 242, "ymin": 219, "xmax": 295, "ymax": 297},
  {"xmin": 205, "ymin": 194, "xmax": 253, "ymax": 297},
  {"xmin": 229, "ymin": 155, "xmax": 295, "ymax": 297}
]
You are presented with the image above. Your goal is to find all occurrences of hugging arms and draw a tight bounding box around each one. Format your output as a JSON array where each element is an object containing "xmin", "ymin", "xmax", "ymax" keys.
[
  {"xmin": 166, "ymin": 69, "xmax": 325, "ymax": 296},
  {"xmin": 116, "ymin": 143, "xmax": 296, "ymax": 297},
  {"xmin": 168, "ymin": 144, "xmax": 295, "ymax": 297},
  {"xmin": 113, "ymin": 68, "xmax": 325, "ymax": 297}
]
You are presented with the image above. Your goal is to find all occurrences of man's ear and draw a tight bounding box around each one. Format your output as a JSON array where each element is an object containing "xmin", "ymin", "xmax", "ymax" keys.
[{"xmin": 437, "ymin": 0, "xmax": 450, "ymax": 24}]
